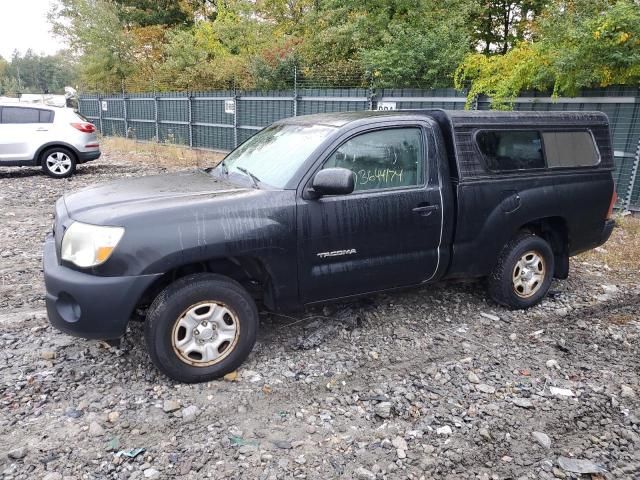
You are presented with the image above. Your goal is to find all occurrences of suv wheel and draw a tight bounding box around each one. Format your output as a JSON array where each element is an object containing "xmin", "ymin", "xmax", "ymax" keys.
[
  {"xmin": 145, "ymin": 273, "xmax": 258, "ymax": 383},
  {"xmin": 41, "ymin": 147, "xmax": 77, "ymax": 178},
  {"xmin": 488, "ymin": 232, "xmax": 555, "ymax": 309}
]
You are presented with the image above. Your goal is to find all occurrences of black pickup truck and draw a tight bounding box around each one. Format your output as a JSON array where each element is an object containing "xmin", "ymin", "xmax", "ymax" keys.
[{"xmin": 44, "ymin": 110, "xmax": 616, "ymax": 382}]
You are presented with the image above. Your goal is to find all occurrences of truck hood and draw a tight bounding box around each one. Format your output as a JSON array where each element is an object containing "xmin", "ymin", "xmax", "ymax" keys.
[{"xmin": 63, "ymin": 170, "xmax": 251, "ymax": 224}]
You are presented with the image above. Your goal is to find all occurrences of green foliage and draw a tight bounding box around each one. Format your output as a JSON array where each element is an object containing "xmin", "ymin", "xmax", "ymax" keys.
[
  {"xmin": 457, "ymin": 0, "xmax": 640, "ymax": 107},
  {"xmin": 361, "ymin": 17, "xmax": 470, "ymax": 88},
  {"xmin": 0, "ymin": 51, "xmax": 77, "ymax": 95},
  {"xmin": 301, "ymin": 0, "xmax": 473, "ymax": 87},
  {"xmin": 472, "ymin": 1, "xmax": 548, "ymax": 54},
  {"xmin": 46, "ymin": 0, "xmax": 640, "ymax": 95},
  {"xmin": 49, "ymin": 0, "xmax": 135, "ymax": 91},
  {"xmin": 113, "ymin": 0, "xmax": 193, "ymax": 27}
]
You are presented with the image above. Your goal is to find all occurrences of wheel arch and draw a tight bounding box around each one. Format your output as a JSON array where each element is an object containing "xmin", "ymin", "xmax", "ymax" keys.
[
  {"xmin": 136, "ymin": 255, "xmax": 275, "ymax": 315},
  {"xmin": 36, "ymin": 142, "xmax": 80, "ymax": 165},
  {"xmin": 518, "ymin": 216, "xmax": 569, "ymax": 279}
]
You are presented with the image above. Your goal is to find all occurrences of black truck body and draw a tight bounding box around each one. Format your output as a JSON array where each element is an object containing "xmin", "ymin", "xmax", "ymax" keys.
[{"xmin": 44, "ymin": 110, "xmax": 616, "ymax": 382}]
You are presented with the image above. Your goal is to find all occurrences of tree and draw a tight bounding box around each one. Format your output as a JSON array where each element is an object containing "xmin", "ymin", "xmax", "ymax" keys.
[
  {"xmin": 49, "ymin": 0, "xmax": 135, "ymax": 91},
  {"xmin": 300, "ymin": 0, "xmax": 473, "ymax": 87},
  {"xmin": 472, "ymin": 0, "xmax": 548, "ymax": 54},
  {"xmin": 113, "ymin": 0, "xmax": 193, "ymax": 27},
  {"xmin": 456, "ymin": 0, "xmax": 640, "ymax": 107},
  {"xmin": 0, "ymin": 51, "xmax": 77, "ymax": 94}
]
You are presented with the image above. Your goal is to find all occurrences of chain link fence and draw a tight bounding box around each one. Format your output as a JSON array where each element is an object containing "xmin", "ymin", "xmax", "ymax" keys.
[{"xmin": 79, "ymin": 86, "xmax": 640, "ymax": 211}]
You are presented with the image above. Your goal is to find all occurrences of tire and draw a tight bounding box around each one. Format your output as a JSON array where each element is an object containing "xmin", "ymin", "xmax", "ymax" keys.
[
  {"xmin": 41, "ymin": 146, "xmax": 77, "ymax": 178},
  {"xmin": 145, "ymin": 273, "xmax": 258, "ymax": 383},
  {"xmin": 488, "ymin": 232, "xmax": 555, "ymax": 309}
]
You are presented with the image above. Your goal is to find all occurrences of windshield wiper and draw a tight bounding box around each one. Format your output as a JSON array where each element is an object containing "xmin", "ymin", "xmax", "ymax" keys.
[{"xmin": 236, "ymin": 166, "xmax": 261, "ymax": 188}]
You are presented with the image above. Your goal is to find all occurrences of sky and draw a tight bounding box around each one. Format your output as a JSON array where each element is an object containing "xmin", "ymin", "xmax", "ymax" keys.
[{"xmin": 0, "ymin": 0, "xmax": 66, "ymax": 60}]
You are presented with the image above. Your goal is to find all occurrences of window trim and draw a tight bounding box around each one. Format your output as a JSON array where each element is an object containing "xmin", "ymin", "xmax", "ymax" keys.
[
  {"xmin": 313, "ymin": 125, "xmax": 429, "ymax": 196},
  {"xmin": 474, "ymin": 127, "xmax": 602, "ymax": 174}
]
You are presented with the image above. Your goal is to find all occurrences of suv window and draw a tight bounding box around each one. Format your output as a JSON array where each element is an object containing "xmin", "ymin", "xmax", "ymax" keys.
[
  {"xmin": 476, "ymin": 130, "xmax": 544, "ymax": 171},
  {"xmin": 542, "ymin": 131, "xmax": 599, "ymax": 167},
  {"xmin": 322, "ymin": 128, "xmax": 423, "ymax": 191},
  {"xmin": 39, "ymin": 110, "xmax": 54, "ymax": 123},
  {"xmin": 1, "ymin": 107, "xmax": 40, "ymax": 124}
]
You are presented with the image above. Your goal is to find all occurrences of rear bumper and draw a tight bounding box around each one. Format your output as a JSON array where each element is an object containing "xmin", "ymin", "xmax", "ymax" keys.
[
  {"xmin": 601, "ymin": 219, "xmax": 615, "ymax": 245},
  {"xmin": 43, "ymin": 234, "xmax": 161, "ymax": 340},
  {"xmin": 77, "ymin": 150, "xmax": 101, "ymax": 163}
]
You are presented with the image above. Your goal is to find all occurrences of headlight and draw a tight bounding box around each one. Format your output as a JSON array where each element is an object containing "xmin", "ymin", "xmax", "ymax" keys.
[{"xmin": 61, "ymin": 222, "xmax": 125, "ymax": 268}]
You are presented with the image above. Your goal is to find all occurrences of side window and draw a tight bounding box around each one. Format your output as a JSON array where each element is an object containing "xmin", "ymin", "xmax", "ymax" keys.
[
  {"xmin": 542, "ymin": 131, "xmax": 599, "ymax": 167},
  {"xmin": 477, "ymin": 130, "xmax": 545, "ymax": 171},
  {"xmin": 39, "ymin": 110, "xmax": 54, "ymax": 123},
  {"xmin": 322, "ymin": 128, "xmax": 424, "ymax": 191},
  {"xmin": 1, "ymin": 107, "xmax": 40, "ymax": 124}
]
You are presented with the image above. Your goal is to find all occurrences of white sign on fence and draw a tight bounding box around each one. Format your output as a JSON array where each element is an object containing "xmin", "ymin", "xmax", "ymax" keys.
[
  {"xmin": 225, "ymin": 99, "xmax": 235, "ymax": 114},
  {"xmin": 101, "ymin": 101, "xmax": 108, "ymax": 112},
  {"xmin": 376, "ymin": 101, "xmax": 396, "ymax": 111}
]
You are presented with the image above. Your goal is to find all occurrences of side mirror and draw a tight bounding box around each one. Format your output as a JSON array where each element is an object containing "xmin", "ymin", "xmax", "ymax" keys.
[{"xmin": 311, "ymin": 168, "xmax": 355, "ymax": 197}]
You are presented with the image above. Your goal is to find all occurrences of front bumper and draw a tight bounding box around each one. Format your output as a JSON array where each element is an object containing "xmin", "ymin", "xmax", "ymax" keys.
[
  {"xmin": 43, "ymin": 234, "xmax": 161, "ymax": 340},
  {"xmin": 77, "ymin": 150, "xmax": 101, "ymax": 163}
]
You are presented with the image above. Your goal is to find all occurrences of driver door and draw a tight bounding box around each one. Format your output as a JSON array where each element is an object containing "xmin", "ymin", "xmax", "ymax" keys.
[{"xmin": 296, "ymin": 123, "xmax": 443, "ymax": 304}]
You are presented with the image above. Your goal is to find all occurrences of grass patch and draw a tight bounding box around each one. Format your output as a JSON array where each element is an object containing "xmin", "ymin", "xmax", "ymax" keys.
[
  {"xmin": 101, "ymin": 136, "xmax": 226, "ymax": 169},
  {"xmin": 578, "ymin": 214, "xmax": 640, "ymax": 273}
]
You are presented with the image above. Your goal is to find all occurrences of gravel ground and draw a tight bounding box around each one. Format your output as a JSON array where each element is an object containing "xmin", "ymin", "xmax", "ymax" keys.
[{"xmin": 1, "ymin": 148, "xmax": 639, "ymax": 480}]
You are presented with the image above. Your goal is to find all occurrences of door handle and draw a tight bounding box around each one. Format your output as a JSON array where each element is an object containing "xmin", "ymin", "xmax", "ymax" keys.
[
  {"xmin": 412, "ymin": 204, "xmax": 439, "ymax": 216},
  {"xmin": 36, "ymin": 128, "xmax": 48, "ymax": 132}
]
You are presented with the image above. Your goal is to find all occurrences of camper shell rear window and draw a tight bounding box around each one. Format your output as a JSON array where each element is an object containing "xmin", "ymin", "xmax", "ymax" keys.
[{"xmin": 475, "ymin": 129, "xmax": 600, "ymax": 172}]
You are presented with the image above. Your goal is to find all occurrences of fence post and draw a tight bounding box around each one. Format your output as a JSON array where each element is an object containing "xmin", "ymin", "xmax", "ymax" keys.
[
  {"xmin": 122, "ymin": 94, "xmax": 128, "ymax": 138},
  {"xmin": 625, "ymin": 139, "xmax": 640, "ymax": 211},
  {"xmin": 233, "ymin": 91, "xmax": 238, "ymax": 148},
  {"xmin": 188, "ymin": 93, "xmax": 193, "ymax": 147},
  {"xmin": 293, "ymin": 66, "xmax": 298, "ymax": 117},
  {"xmin": 97, "ymin": 95, "xmax": 103, "ymax": 134},
  {"xmin": 154, "ymin": 96, "xmax": 159, "ymax": 142}
]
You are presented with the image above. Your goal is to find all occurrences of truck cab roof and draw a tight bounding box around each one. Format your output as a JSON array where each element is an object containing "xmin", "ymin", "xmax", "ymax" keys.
[{"xmin": 280, "ymin": 109, "xmax": 609, "ymax": 127}]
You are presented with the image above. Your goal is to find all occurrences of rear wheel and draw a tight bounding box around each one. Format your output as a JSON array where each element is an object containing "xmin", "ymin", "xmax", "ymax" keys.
[
  {"xmin": 488, "ymin": 232, "xmax": 555, "ymax": 309},
  {"xmin": 41, "ymin": 147, "xmax": 77, "ymax": 178},
  {"xmin": 145, "ymin": 273, "xmax": 258, "ymax": 383}
]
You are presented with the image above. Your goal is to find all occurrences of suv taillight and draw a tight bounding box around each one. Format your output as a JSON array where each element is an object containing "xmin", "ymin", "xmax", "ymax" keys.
[
  {"xmin": 607, "ymin": 190, "xmax": 617, "ymax": 219},
  {"xmin": 71, "ymin": 122, "xmax": 96, "ymax": 133}
]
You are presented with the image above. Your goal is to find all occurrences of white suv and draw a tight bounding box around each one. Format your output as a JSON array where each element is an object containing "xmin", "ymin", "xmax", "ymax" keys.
[{"xmin": 0, "ymin": 103, "xmax": 101, "ymax": 178}]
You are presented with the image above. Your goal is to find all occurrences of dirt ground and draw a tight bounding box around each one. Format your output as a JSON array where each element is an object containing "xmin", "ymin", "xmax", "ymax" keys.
[{"xmin": 0, "ymin": 140, "xmax": 639, "ymax": 480}]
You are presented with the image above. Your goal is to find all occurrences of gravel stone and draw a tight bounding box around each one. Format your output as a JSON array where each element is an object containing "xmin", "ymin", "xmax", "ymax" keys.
[
  {"xmin": 557, "ymin": 456, "xmax": 606, "ymax": 474},
  {"xmin": 42, "ymin": 474, "xmax": 62, "ymax": 480},
  {"xmin": 532, "ymin": 431, "xmax": 551, "ymax": 449},
  {"xmin": 88, "ymin": 422, "xmax": 104, "ymax": 437},
  {"xmin": 354, "ymin": 467, "xmax": 376, "ymax": 480},
  {"xmin": 374, "ymin": 401, "xmax": 392, "ymax": 418},
  {"xmin": 512, "ymin": 398, "xmax": 534, "ymax": 409},
  {"xmin": 143, "ymin": 468, "xmax": 161, "ymax": 479},
  {"xmin": 476, "ymin": 383, "xmax": 496, "ymax": 394},
  {"xmin": 163, "ymin": 400, "xmax": 181, "ymax": 413},
  {"xmin": 621, "ymin": 385, "xmax": 635, "ymax": 398},
  {"xmin": 392, "ymin": 436, "xmax": 407, "ymax": 450},
  {"xmin": 181, "ymin": 405, "xmax": 199, "ymax": 423},
  {"xmin": 7, "ymin": 447, "xmax": 28, "ymax": 459}
]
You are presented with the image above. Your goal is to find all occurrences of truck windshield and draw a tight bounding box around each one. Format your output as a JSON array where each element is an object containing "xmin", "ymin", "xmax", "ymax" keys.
[{"xmin": 220, "ymin": 123, "xmax": 336, "ymax": 188}]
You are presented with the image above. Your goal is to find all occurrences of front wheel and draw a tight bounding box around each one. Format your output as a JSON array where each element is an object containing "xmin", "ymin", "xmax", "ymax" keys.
[
  {"xmin": 145, "ymin": 273, "xmax": 258, "ymax": 383},
  {"xmin": 488, "ymin": 232, "xmax": 555, "ymax": 309}
]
